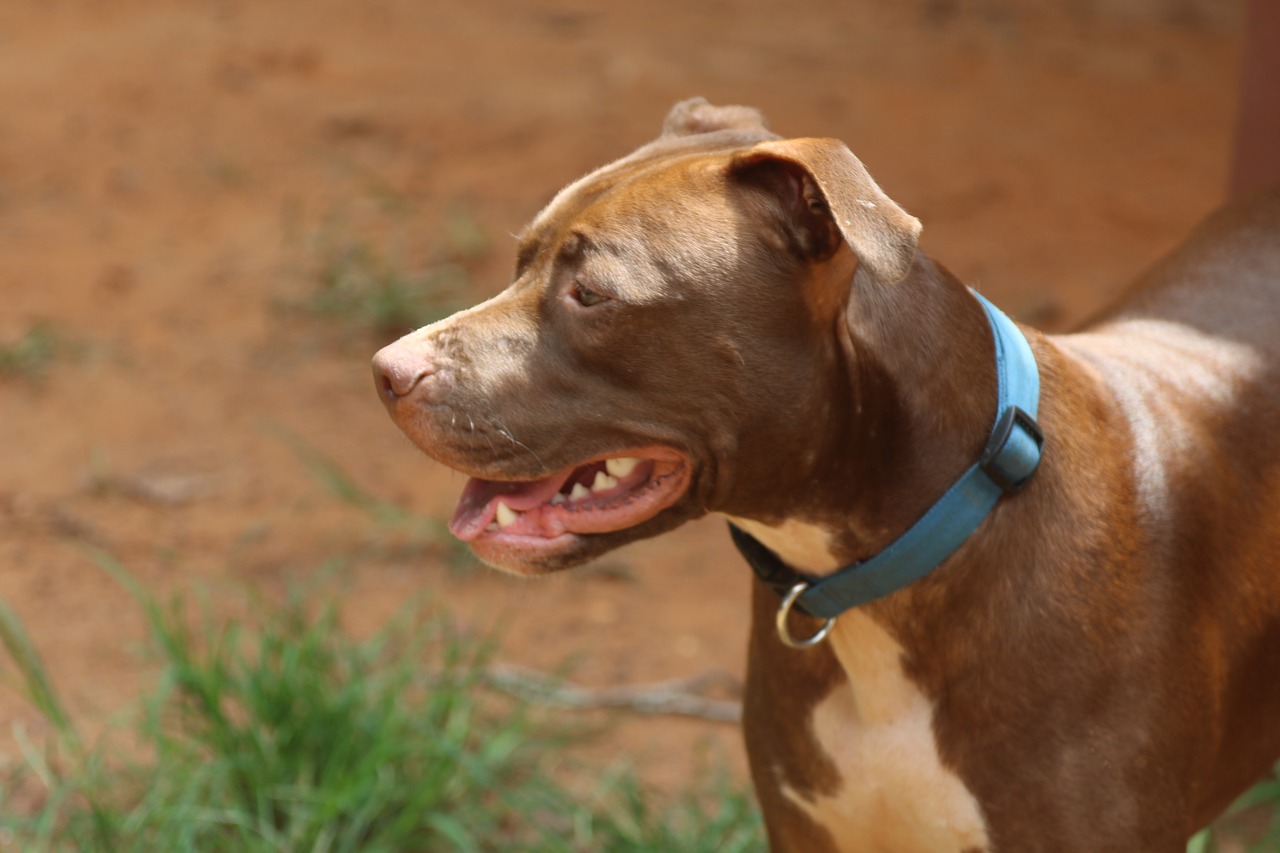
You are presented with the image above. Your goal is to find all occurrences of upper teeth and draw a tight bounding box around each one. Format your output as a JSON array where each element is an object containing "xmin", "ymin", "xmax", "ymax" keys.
[
  {"xmin": 544, "ymin": 459, "xmax": 643, "ymax": 514},
  {"xmin": 495, "ymin": 501, "xmax": 519, "ymax": 528},
  {"xmin": 605, "ymin": 457, "xmax": 639, "ymax": 478}
]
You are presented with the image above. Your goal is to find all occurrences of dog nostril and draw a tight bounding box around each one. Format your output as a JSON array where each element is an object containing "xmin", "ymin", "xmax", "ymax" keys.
[
  {"xmin": 371, "ymin": 352, "xmax": 427, "ymax": 402},
  {"xmin": 378, "ymin": 371, "xmax": 400, "ymax": 402}
]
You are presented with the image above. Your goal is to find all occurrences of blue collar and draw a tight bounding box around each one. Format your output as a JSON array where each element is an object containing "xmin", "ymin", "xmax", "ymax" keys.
[{"xmin": 729, "ymin": 290, "xmax": 1044, "ymax": 644}]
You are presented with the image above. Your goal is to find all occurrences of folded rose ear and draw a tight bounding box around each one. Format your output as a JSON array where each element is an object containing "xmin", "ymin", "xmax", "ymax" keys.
[
  {"xmin": 730, "ymin": 138, "xmax": 921, "ymax": 284},
  {"xmin": 662, "ymin": 97, "xmax": 770, "ymax": 138}
]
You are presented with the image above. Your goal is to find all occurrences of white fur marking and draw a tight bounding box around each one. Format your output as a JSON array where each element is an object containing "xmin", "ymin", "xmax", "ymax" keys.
[
  {"xmin": 783, "ymin": 611, "xmax": 990, "ymax": 852},
  {"xmin": 726, "ymin": 517, "xmax": 841, "ymax": 575},
  {"xmin": 726, "ymin": 515, "xmax": 990, "ymax": 851}
]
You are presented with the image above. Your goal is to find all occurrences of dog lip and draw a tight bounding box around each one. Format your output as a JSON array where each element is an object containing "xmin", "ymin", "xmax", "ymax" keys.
[
  {"xmin": 447, "ymin": 447, "xmax": 691, "ymax": 545},
  {"xmin": 464, "ymin": 531, "xmax": 587, "ymax": 577},
  {"xmin": 450, "ymin": 469, "xmax": 575, "ymax": 539}
]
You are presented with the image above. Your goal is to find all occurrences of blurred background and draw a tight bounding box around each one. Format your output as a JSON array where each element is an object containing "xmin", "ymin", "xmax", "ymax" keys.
[{"xmin": 0, "ymin": 0, "xmax": 1259, "ymax": 847}]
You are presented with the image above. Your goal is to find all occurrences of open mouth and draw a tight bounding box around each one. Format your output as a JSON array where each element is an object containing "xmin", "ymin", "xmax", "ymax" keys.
[{"xmin": 448, "ymin": 447, "xmax": 690, "ymax": 550}]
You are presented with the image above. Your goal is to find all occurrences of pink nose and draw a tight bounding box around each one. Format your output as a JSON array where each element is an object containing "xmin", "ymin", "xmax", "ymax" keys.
[{"xmin": 371, "ymin": 346, "xmax": 430, "ymax": 404}]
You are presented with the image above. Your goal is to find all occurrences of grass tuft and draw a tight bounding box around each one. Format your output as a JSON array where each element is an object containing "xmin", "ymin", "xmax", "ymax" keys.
[
  {"xmin": 0, "ymin": 600, "xmax": 77, "ymax": 743},
  {"xmin": 563, "ymin": 768, "xmax": 763, "ymax": 853},
  {"xmin": 0, "ymin": 323, "xmax": 59, "ymax": 384},
  {"xmin": 303, "ymin": 207, "xmax": 489, "ymax": 342},
  {"xmin": 0, "ymin": 552, "xmax": 764, "ymax": 852}
]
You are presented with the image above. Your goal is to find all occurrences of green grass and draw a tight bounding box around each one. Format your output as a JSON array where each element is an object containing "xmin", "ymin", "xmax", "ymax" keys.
[
  {"xmin": 559, "ymin": 770, "xmax": 762, "ymax": 853},
  {"xmin": 1191, "ymin": 768, "xmax": 1280, "ymax": 852},
  {"xmin": 0, "ymin": 323, "xmax": 59, "ymax": 384},
  {"xmin": 303, "ymin": 209, "xmax": 488, "ymax": 341},
  {"xmin": 280, "ymin": 428, "xmax": 449, "ymax": 545},
  {"xmin": 275, "ymin": 426, "xmax": 474, "ymax": 571},
  {"xmin": 9, "ymin": 550, "xmax": 1272, "ymax": 851},
  {"xmin": 5, "ymin": 548, "xmax": 1274, "ymax": 845},
  {"xmin": 0, "ymin": 552, "xmax": 764, "ymax": 852},
  {"xmin": 309, "ymin": 241, "xmax": 467, "ymax": 339}
]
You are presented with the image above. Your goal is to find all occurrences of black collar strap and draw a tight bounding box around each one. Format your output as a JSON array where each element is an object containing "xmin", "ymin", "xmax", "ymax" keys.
[{"xmin": 730, "ymin": 290, "xmax": 1044, "ymax": 638}]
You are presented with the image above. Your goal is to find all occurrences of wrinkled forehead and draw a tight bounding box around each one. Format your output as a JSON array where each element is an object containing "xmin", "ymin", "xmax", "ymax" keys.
[
  {"xmin": 517, "ymin": 130, "xmax": 772, "ymax": 264},
  {"xmin": 517, "ymin": 158, "xmax": 739, "ymax": 300}
]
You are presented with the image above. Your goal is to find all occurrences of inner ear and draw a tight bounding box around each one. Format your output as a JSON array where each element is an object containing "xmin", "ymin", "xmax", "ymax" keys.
[{"xmin": 731, "ymin": 158, "xmax": 844, "ymax": 262}]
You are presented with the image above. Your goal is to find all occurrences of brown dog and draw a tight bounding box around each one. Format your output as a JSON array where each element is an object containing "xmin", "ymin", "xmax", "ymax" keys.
[{"xmin": 371, "ymin": 99, "xmax": 1280, "ymax": 851}]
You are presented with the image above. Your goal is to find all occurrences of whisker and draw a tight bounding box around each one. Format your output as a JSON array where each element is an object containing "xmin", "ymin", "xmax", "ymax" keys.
[{"xmin": 494, "ymin": 419, "xmax": 546, "ymax": 469}]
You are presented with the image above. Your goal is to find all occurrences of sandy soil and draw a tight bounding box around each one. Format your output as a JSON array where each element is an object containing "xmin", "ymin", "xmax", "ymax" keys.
[{"xmin": 0, "ymin": 0, "xmax": 1245, "ymax": 807}]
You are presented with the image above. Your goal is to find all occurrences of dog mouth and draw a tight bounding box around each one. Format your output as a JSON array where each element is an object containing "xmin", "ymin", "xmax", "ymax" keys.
[{"xmin": 448, "ymin": 447, "xmax": 690, "ymax": 561}]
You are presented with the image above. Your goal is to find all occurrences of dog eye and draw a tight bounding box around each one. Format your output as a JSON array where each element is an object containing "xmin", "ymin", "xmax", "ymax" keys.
[{"xmin": 571, "ymin": 282, "xmax": 609, "ymax": 307}]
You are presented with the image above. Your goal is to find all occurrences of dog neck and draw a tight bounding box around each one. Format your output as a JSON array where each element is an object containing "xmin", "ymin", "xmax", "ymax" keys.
[{"xmin": 729, "ymin": 254, "xmax": 1003, "ymax": 579}]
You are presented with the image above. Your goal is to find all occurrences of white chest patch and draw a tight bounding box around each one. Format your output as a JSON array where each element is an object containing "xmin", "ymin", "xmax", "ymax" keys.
[
  {"xmin": 726, "ymin": 516, "xmax": 842, "ymax": 575},
  {"xmin": 728, "ymin": 515, "xmax": 990, "ymax": 851},
  {"xmin": 784, "ymin": 611, "xmax": 991, "ymax": 852}
]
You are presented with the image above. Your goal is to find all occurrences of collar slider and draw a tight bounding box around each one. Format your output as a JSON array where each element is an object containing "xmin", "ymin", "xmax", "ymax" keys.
[{"xmin": 978, "ymin": 405, "xmax": 1044, "ymax": 494}]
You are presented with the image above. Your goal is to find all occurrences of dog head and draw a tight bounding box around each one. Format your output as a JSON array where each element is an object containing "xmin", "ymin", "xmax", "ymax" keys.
[{"xmin": 372, "ymin": 99, "xmax": 921, "ymax": 574}]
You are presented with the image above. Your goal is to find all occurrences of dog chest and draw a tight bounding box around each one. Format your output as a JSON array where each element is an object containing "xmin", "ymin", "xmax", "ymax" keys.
[{"xmin": 775, "ymin": 610, "xmax": 991, "ymax": 853}]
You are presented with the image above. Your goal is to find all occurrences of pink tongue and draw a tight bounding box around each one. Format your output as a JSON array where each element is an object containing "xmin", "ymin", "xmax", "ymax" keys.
[{"xmin": 449, "ymin": 471, "xmax": 570, "ymax": 540}]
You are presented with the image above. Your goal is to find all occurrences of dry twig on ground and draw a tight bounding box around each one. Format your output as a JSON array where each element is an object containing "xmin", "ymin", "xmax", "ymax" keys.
[{"xmin": 479, "ymin": 665, "xmax": 744, "ymax": 724}]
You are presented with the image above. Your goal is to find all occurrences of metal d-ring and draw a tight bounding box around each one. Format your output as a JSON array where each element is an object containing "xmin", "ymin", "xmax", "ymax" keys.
[{"xmin": 775, "ymin": 582, "xmax": 836, "ymax": 649}]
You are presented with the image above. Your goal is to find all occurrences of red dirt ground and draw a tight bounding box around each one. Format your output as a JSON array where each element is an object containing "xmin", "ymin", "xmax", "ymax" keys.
[{"xmin": 0, "ymin": 0, "xmax": 1245, "ymax": 809}]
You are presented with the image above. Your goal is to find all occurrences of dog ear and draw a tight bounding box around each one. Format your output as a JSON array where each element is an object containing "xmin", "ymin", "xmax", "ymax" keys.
[
  {"xmin": 730, "ymin": 138, "xmax": 921, "ymax": 284},
  {"xmin": 662, "ymin": 97, "xmax": 769, "ymax": 138}
]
